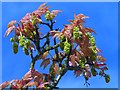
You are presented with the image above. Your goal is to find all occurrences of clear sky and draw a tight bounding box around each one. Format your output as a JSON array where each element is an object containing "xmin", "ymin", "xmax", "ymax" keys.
[{"xmin": 2, "ymin": 2, "xmax": 118, "ymax": 88}]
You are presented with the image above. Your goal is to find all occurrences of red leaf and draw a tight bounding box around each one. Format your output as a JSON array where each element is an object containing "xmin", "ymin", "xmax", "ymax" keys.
[
  {"xmin": 40, "ymin": 58, "xmax": 50, "ymax": 69},
  {"xmin": 7, "ymin": 20, "xmax": 16, "ymax": 28},
  {"xmin": 96, "ymin": 48, "xmax": 102, "ymax": 53},
  {"xmin": 97, "ymin": 63, "xmax": 106, "ymax": 67},
  {"xmin": 22, "ymin": 69, "xmax": 34, "ymax": 81},
  {"xmin": 64, "ymin": 30, "xmax": 72, "ymax": 39},
  {"xmin": 76, "ymin": 14, "xmax": 88, "ymax": 19},
  {"xmin": 34, "ymin": 72, "xmax": 43, "ymax": 87},
  {"xmin": 20, "ymin": 13, "xmax": 32, "ymax": 23},
  {"xmin": 0, "ymin": 81, "xmax": 9, "ymax": 89},
  {"xmin": 25, "ymin": 82, "xmax": 35, "ymax": 87},
  {"xmin": 37, "ymin": 2, "xmax": 49, "ymax": 15},
  {"xmin": 38, "ymin": 2, "xmax": 47, "ymax": 10},
  {"xmin": 10, "ymin": 84, "xmax": 18, "ymax": 89},
  {"xmin": 70, "ymin": 55, "xmax": 76, "ymax": 66},
  {"xmin": 5, "ymin": 26, "xmax": 15, "ymax": 37},
  {"xmin": 37, "ymin": 82, "xmax": 50, "ymax": 88},
  {"xmin": 51, "ymin": 10, "xmax": 62, "ymax": 16},
  {"xmin": 85, "ymin": 64, "xmax": 90, "ymax": 71},
  {"xmin": 85, "ymin": 71, "xmax": 91, "ymax": 78},
  {"xmin": 54, "ymin": 64, "xmax": 60, "ymax": 75},
  {"xmin": 74, "ymin": 70, "xmax": 82, "ymax": 77},
  {"xmin": 97, "ymin": 56, "xmax": 106, "ymax": 62},
  {"xmin": 28, "ymin": 43, "xmax": 36, "ymax": 51},
  {"xmin": 50, "ymin": 30, "xmax": 61, "ymax": 38},
  {"xmin": 42, "ymin": 51, "xmax": 49, "ymax": 59},
  {"xmin": 64, "ymin": 24, "xmax": 74, "ymax": 30},
  {"xmin": 84, "ymin": 27, "xmax": 96, "ymax": 34}
]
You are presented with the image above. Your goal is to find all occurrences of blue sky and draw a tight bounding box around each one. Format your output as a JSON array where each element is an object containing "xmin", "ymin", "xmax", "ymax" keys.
[{"xmin": 2, "ymin": 2, "xmax": 118, "ymax": 88}]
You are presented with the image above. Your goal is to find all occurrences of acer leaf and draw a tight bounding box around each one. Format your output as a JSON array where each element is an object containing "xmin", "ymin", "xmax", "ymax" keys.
[
  {"xmin": 51, "ymin": 10, "xmax": 62, "ymax": 16},
  {"xmin": 25, "ymin": 82, "xmax": 35, "ymax": 87},
  {"xmin": 85, "ymin": 71, "xmax": 91, "ymax": 78},
  {"xmin": 5, "ymin": 26, "xmax": 16, "ymax": 37},
  {"xmin": 0, "ymin": 81, "xmax": 9, "ymax": 89},
  {"xmin": 96, "ymin": 48, "xmax": 102, "ymax": 53},
  {"xmin": 7, "ymin": 20, "xmax": 16, "ymax": 28},
  {"xmin": 37, "ymin": 82, "xmax": 50, "ymax": 88},
  {"xmin": 84, "ymin": 27, "xmax": 96, "ymax": 34},
  {"xmin": 70, "ymin": 55, "xmax": 76, "ymax": 66},
  {"xmin": 96, "ymin": 63, "xmax": 106, "ymax": 67},
  {"xmin": 42, "ymin": 51, "xmax": 49, "ymax": 59},
  {"xmin": 40, "ymin": 58, "xmax": 50, "ymax": 69},
  {"xmin": 97, "ymin": 56, "xmax": 106, "ymax": 62},
  {"xmin": 74, "ymin": 70, "xmax": 82, "ymax": 77},
  {"xmin": 38, "ymin": 2, "xmax": 47, "ymax": 10},
  {"xmin": 22, "ymin": 69, "xmax": 34, "ymax": 81},
  {"xmin": 76, "ymin": 14, "xmax": 88, "ymax": 19},
  {"xmin": 54, "ymin": 64, "xmax": 60, "ymax": 75},
  {"xmin": 28, "ymin": 43, "xmax": 36, "ymax": 51},
  {"xmin": 50, "ymin": 30, "xmax": 61, "ymax": 38}
]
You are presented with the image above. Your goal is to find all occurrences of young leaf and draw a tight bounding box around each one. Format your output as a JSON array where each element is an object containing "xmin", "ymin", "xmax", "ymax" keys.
[
  {"xmin": 5, "ymin": 26, "xmax": 16, "ymax": 37},
  {"xmin": 0, "ymin": 81, "xmax": 9, "ymax": 89},
  {"xmin": 74, "ymin": 70, "xmax": 82, "ymax": 77},
  {"xmin": 7, "ymin": 20, "xmax": 16, "ymax": 28},
  {"xmin": 40, "ymin": 58, "xmax": 50, "ymax": 69},
  {"xmin": 51, "ymin": 10, "xmax": 62, "ymax": 16},
  {"xmin": 42, "ymin": 51, "xmax": 49, "ymax": 59},
  {"xmin": 37, "ymin": 82, "xmax": 50, "ymax": 88},
  {"xmin": 70, "ymin": 55, "xmax": 76, "ymax": 66},
  {"xmin": 25, "ymin": 82, "xmax": 35, "ymax": 87},
  {"xmin": 50, "ymin": 30, "xmax": 61, "ymax": 38},
  {"xmin": 54, "ymin": 64, "xmax": 60, "ymax": 75}
]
